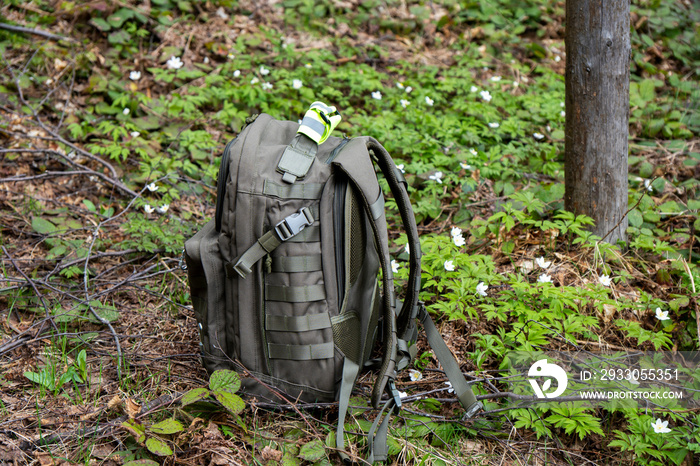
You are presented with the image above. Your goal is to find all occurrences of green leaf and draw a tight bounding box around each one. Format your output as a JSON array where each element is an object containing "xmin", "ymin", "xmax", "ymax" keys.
[
  {"xmin": 148, "ymin": 418, "xmax": 184, "ymax": 435},
  {"xmin": 89, "ymin": 17, "xmax": 111, "ymax": 31},
  {"xmin": 83, "ymin": 199, "xmax": 97, "ymax": 212},
  {"xmin": 298, "ymin": 439, "xmax": 325, "ymax": 463},
  {"xmin": 32, "ymin": 217, "xmax": 57, "ymax": 235},
  {"xmin": 181, "ymin": 388, "xmax": 210, "ymax": 406},
  {"xmin": 212, "ymin": 390, "xmax": 245, "ymax": 414},
  {"xmin": 628, "ymin": 209, "xmax": 643, "ymax": 228},
  {"xmin": 209, "ymin": 370, "xmax": 241, "ymax": 394},
  {"xmin": 145, "ymin": 437, "xmax": 173, "ymax": 456},
  {"xmin": 121, "ymin": 419, "xmax": 146, "ymax": 443}
]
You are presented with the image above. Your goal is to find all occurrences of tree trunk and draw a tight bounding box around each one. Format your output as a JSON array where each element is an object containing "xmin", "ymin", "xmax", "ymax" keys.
[{"xmin": 565, "ymin": 0, "xmax": 630, "ymax": 244}]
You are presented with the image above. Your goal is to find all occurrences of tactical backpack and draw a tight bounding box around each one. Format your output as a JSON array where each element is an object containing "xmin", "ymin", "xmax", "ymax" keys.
[{"xmin": 183, "ymin": 102, "xmax": 482, "ymax": 462}]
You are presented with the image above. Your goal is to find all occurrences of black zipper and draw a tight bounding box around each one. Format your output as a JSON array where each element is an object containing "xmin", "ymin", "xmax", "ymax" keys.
[
  {"xmin": 215, "ymin": 138, "xmax": 236, "ymax": 232},
  {"xmin": 326, "ymin": 137, "xmax": 350, "ymax": 165},
  {"xmin": 334, "ymin": 177, "xmax": 347, "ymax": 309}
]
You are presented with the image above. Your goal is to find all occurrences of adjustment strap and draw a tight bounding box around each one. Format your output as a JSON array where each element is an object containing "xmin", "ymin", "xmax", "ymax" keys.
[
  {"xmin": 277, "ymin": 101, "xmax": 341, "ymax": 184},
  {"xmin": 336, "ymin": 358, "xmax": 361, "ymax": 462},
  {"xmin": 265, "ymin": 284, "xmax": 326, "ymax": 302},
  {"xmin": 367, "ymin": 381, "xmax": 402, "ymax": 463},
  {"xmin": 265, "ymin": 312, "xmax": 331, "ymax": 332},
  {"xmin": 229, "ymin": 207, "xmax": 314, "ymax": 278},
  {"xmin": 418, "ymin": 305, "xmax": 483, "ymax": 418},
  {"xmin": 268, "ymin": 342, "xmax": 334, "ymax": 360},
  {"xmin": 369, "ymin": 192, "xmax": 385, "ymax": 220},
  {"xmin": 287, "ymin": 225, "xmax": 320, "ymax": 243},
  {"xmin": 270, "ymin": 254, "xmax": 323, "ymax": 273}
]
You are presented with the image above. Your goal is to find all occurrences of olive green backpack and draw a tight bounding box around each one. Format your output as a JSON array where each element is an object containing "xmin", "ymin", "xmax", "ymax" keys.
[{"xmin": 184, "ymin": 102, "xmax": 482, "ymax": 462}]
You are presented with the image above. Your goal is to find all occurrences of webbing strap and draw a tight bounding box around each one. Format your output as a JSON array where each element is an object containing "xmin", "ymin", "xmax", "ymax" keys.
[
  {"xmin": 267, "ymin": 342, "xmax": 334, "ymax": 360},
  {"xmin": 369, "ymin": 192, "xmax": 385, "ymax": 220},
  {"xmin": 265, "ymin": 312, "xmax": 331, "ymax": 332},
  {"xmin": 336, "ymin": 358, "xmax": 360, "ymax": 462},
  {"xmin": 277, "ymin": 101, "xmax": 341, "ymax": 184},
  {"xmin": 287, "ymin": 225, "xmax": 320, "ymax": 243},
  {"xmin": 263, "ymin": 180, "xmax": 325, "ymax": 200},
  {"xmin": 270, "ymin": 254, "xmax": 323, "ymax": 273},
  {"xmin": 265, "ymin": 284, "xmax": 326, "ymax": 302},
  {"xmin": 419, "ymin": 305, "xmax": 482, "ymax": 417},
  {"xmin": 367, "ymin": 397, "xmax": 399, "ymax": 463}
]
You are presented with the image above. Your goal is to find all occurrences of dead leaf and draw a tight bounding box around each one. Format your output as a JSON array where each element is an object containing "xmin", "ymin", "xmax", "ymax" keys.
[
  {"xmin": 107, "ymin": 394, "xmax": 121, "ymax": 411},
  {"xmin": 602, "ymin": 303, "xmax": 617, "ymax": 323},
  {"xmin": 261, "ymin": 445, "xmax": 282, "ymax": 462},
  {"xmin": 125, "ymin": 398, "xmax": 141, "ymax": 418},
  {"xmin": 54, "ymin": 58, "xmax": 68, "ymax": 72}
]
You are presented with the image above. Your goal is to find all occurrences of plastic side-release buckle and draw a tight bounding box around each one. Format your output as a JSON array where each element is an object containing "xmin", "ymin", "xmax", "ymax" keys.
[{"xmin": 274, "ymin": 207, "xmax": 314, "ymax": 241}]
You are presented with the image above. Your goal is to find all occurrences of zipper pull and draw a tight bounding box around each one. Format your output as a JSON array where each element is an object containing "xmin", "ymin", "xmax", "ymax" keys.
[{"xmin": 265, "ymin": 254, "xmax": 272, "ymax": 274}]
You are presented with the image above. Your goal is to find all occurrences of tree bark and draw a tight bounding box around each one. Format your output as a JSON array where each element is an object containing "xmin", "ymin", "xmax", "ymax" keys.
[{"xmin": 565, "ymin": 0, "xmax": 630, "ymax": 244}]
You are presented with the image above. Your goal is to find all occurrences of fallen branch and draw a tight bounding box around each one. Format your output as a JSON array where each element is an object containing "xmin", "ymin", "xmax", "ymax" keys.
[{"xmin": 0, "ymin": 22, "xmax": 77, "ymax": 43}]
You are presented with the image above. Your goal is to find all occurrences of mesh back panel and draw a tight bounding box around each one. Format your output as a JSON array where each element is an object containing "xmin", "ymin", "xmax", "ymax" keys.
[
  {"xmin": 332, "ymin": 313, "xmax": 361, "ymax": 363},
  {"xmin": 347, "ymin": 189, "xmax": 365, "ymax": 286}
]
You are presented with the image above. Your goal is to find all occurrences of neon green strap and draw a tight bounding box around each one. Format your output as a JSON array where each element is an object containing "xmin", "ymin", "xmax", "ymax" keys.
[{"xmin": 277, "ymin": 101, "xmax": 341, "ymax": 184}]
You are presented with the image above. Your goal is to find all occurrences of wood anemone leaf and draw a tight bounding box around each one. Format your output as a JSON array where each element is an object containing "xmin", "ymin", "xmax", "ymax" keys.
[
  {"xmin": 212, "ymin": 390, "xmax": 245, "ymax": 415},
  {"xmin": 145, "ymin": 437, "xmax": 173, "ymax": 456},
  {"xmin": 121, "ymin": 419, "xmax": 146, "ymax": 444},
  {"xmin": 32, "ymin": 217, "xmax": 57, "ymax": 234},
  {"xmin": 148, "ymin": 418, "xmax": 185, "ymax": 435},
  {"xmin": 298, "ymin": 439, "xmax": 325, "ymax": 463},
  {"xmin": 181, "ymin": 388, "xmax": 210, "ymax": 406},
  {"xmin": 209, "ymin": 369, "xmax": 241, "ymax": 394},
  {"xmin": 123, "ymin": 461, "xmax": 160, "ymax": 466}
]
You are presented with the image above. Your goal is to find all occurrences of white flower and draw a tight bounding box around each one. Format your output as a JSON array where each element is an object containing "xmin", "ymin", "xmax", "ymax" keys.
[
  {"xmin": 513, "ymin": 81, "xmax": 519, "ymax": 88},
  {"xmin": 598, "ymin": 275, "xmax": 612, "ymax": 287},
  {"xmin": 546, "ymin": 125, "xmax": 551, "ymax": 132},
  {"xmin": 444, "ymin": 382, "xmax": 454, "ymax": 393},
  {"xmin": 123, "ymin": 108, "xmax": 130, "ymax": 116},
  {"xmin": 490, "ymin": 76, "xmax": 502, "ymax": 82},
  {"xmin": 655, "ymin": 307, "xmax": 670, "ymax": 321},
  {"xmin": 405, "ymin": 244, "xmax": 410, "ymax": 255},
  {"xmin": 400, "ymin": 99, "xmax": 410, "ymax": 108},
  {"xmin": 397, "ymin": 164, "xmax": 405, "ymax": 173},
  {"xmin": 292, "ymin": 79, "xmax": 303, "ymax": 89},
  {"xmin": 305, "ymin": 63, "xmax": 312, "ymax": 69},
  {"xmin": 470, "ymin": 86, "xmax": 478, "ymax": 93},
  {"xmin": 233, "ymin": 69, "xmax": 241, "ymax": 78},
  {"xmin": 425, "ymin": 96, "xmax": 434, "ymax": 106},
  {"xmin": 46, "ymin": 78, "xmax": 53, "ymax": 85},
  {"xmin": 460, "ymin": 162, "xmax": 472, "ymax": 170},
  {"xmin": 203, "ymin": 56, "xmax": 210, "ymax": 64},
  {"xmin": 488, "ymin": 122, "xmax": 500, "ymax": 129},
  {"xmin": 533, "ymin": 132, "xmax": 545, "ymax": 140},
  {"xmin": 476, "ymin": 282, "xmax": 488, "ymax": 297},
  {"xmin": 227, "ymin": 53, "xmax": 235, "ymax": 60},
  {"xmin": 538, "ymin": 273, "xmax": 552, "ymax": 283},
  {"xmin": 129, "ymin": 71, "xmax": 141, "ymax": 81},
  {"xmin": 651, "ymin": 419, "xmax": 671, "ymax": 434},
  {"xmin": 261, "ymin": 82, "xmax": 273, "ymax": 90},
  {"xmin": 156, "ymin": 204, "xmax": 169, "ymax": 214},
  {"xmin": 453, "ymin": 234, "xmax": 466, "ymax": 247},
  {"xmin": 259, "ymin": 65, "xmax": 270, "ymax": 76},
  {"xmin": 250, "ymin": 77, "xmax": 259, "ymax": 85},
  {"xmin": 405, "ymin": 86, "xmax": 413, "ymax": 93},
  {"xmin": 450, "ymin": 226, "xmax": 462, "ymax": 237},
  {"xmin": 166, "ymin": 56, "xmax": 183, "ymax": 70},
  {"xmin": 146, "ymin": 183, "xmax": 159, "ymax": 192},
  {"xmin": 408, "ymin": 369, "xmax": 422, "ymax": 381},
  {"xmin": 644, "ymin": 179, "xmax": 653, "ymax": 191},
  {"xmin": 560, "ymin": 102, "xmax": 565, "ymax": 107},
  {"xmin": 560, "ymin": 110, "xmax": 566, "ymax": 117},
  {"xmin": 371, "ymin": 91, "xmax": 382, "ymax": 100},
  {"xmin": 480, "ymin": 90, "xmax": 492, "ymax": 102},
  {"xmin": 554, "ymin": 55, "xmax": 561, "ymax": 62},
  {"xmin": 469, "ymin": 148, "xmax": 478, "ymax": 156},
  {"xmin": 396, "ymin": 82, "xmax": 404, "ymax": 89},
  {"xmin": 130, "ymin": 131, "xmax": 141, "ymax": 138},
  {"xmin": 398, "ymin": 390, "xmax": 408, "ymax": 399},
  {"xmin": 391, "ymin": 260, "xmax": 400, "ymax": 274},
  {"xmin": 428, "ymin": 171, "xmax": 443, "ymax": 183},
  {"xmin": 535, "ymin": 257, "xmax": 551, "ymax": 269},
  {"xmin": 143, "ymin": 204, "xmax": 155, "ymax": 214},
  {"xmin": 444, "ymin": 260, "xmax": 455, "ymax": 271}
]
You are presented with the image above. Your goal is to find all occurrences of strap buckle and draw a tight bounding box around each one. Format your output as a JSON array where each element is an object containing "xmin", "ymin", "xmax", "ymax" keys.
[
  {"xmin": 388, "ymin": 380, "xmax": 402, "ymax": 410},
  {"xmin": 275, "ymin": 207, "xmax": 314, "ymax": 241}
]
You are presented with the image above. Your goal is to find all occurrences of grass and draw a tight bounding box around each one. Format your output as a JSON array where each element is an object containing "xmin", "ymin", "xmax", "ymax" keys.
[{"xmin": 0, "ymin": 0, "xmax": 699, "ymax": 464}]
